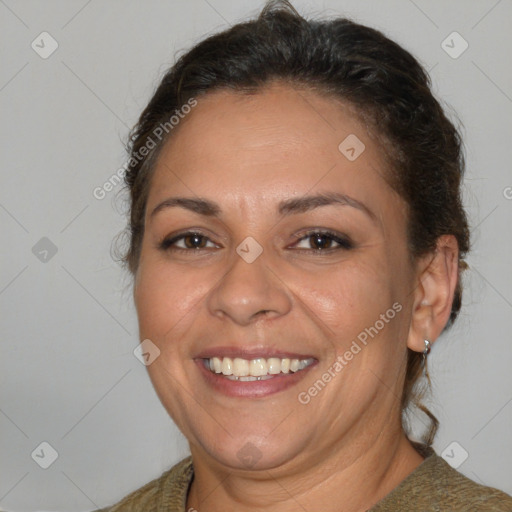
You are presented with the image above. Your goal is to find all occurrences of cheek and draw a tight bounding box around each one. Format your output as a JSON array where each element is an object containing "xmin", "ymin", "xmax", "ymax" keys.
[
  {"xmin": 291, "ymin": 258, "xmax": 409, "ymax": 391},
  {"xmin": 290, "ymin": 258, "xmax": 397, "ymax": 340},
  {"xmin": 134, "ymin": 258, "xmax": 206, "ymax": 342}
]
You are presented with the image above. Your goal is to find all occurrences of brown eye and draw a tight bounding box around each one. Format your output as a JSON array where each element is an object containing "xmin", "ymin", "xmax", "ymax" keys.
[
  {"xmin": 159, "ymin": 232, "xmax": 217, "ymax": 251},
  {"xmin": 309, "ymin": 233, "xmax": 335, "ymax": 250},
  {"xmin": 293, "ymin": 230, "xmax": 353, "ymax": 252},
  {"xmin": 183, "ymin": 233, "xmax": 208, "ymax": 249}
]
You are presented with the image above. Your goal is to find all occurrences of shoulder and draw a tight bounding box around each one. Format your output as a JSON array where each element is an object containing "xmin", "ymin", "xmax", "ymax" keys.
[
  {"xmin": 95, "ymin": 456, "xmax": 193, "ymax": 512},
  {"xmin": 372, "ymin": 446, "xmax": 512, "ymax": 511},
  {"xmin": 425, "ymin": 455, "xmax": 512, "ymax": 510}
]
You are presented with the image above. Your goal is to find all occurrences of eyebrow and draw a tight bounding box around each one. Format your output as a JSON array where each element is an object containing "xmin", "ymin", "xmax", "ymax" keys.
[{"xmin": 149, "ymin": 192, "xmax": 377, "ymax": 223}]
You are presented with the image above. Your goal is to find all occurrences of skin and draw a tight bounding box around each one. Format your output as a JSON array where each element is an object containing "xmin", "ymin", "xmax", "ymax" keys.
[{"xmin": 133, "ymin": 82, "xmax": 459, "ymax": 512}]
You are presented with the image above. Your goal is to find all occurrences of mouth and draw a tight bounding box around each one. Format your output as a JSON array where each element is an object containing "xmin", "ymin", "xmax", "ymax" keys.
[{"xmin": 195, "ymin": 351, "xmax": 318, "ymax": 398}]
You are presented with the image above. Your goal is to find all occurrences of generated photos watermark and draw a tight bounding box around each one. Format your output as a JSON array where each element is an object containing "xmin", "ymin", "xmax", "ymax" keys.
[
  {"xmin": 93, "ymin": 97, "xmax": 197, "ymax": 200},
  {"xmin": 298, "ymin": 301, "xmax": 403, "ymax": 404}
]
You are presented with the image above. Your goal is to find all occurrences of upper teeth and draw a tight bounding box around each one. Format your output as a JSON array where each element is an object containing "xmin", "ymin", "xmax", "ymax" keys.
[{"xmin": 207, "ymin": 357, "xmax": 314, "ymax": 377}]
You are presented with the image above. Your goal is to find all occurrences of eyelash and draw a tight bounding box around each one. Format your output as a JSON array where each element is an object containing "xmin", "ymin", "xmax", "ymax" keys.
[
  {"xmin": 293, "ymin": 230, "xmax": 354, "ymax": 251},
  {"xmin": 158, "ymin": 229, "xmax": 354, "ymax": 254}
]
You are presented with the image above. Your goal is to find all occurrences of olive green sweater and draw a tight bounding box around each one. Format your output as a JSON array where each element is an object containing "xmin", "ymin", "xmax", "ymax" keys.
[{"xmin": 98, "ymin": 445, "xmax": 512, "ymax": 511}]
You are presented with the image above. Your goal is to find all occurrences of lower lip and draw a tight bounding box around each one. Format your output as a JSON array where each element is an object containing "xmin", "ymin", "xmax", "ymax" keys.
[{"xmin": 195, "ymin": 359, "xmax": 316, "ymax": 398}]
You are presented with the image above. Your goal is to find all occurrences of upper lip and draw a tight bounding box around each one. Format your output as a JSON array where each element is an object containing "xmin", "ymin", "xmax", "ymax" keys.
[{"xmin": 194, "ymin": 346, "xmax": 317, "ymax": 360}]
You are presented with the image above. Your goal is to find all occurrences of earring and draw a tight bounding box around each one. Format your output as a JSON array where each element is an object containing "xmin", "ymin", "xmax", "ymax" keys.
[{"xmin": 422, "ymin": 339, "xmax": 431, "ymax": 380}]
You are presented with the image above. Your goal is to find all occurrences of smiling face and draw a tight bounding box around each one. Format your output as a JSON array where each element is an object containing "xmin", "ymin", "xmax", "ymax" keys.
[{"xmin": 133, "ymin": 82, "xmax": 419, "ymax": 473}]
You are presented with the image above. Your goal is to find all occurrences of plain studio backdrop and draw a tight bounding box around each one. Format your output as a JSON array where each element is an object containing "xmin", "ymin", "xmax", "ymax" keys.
[{"xmin": 1, "ymin": 1, "xmax": 511, "ymax": 510}]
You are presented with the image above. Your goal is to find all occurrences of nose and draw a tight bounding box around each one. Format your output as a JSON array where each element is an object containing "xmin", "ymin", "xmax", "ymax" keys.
[{"xmin": 207, "ymin": 248, "xmax": 292, "ymax": 326}]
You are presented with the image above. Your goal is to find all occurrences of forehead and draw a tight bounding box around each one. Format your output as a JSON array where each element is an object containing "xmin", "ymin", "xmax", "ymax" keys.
[{"xmin": 148, "ymin": 82, "xmax": 397, "ymax": 215}]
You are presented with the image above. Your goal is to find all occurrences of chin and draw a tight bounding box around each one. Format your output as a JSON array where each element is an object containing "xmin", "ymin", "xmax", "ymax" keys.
[{"xmin": 192, "ymin": 427, "xmax": 309, "ymax": 473}]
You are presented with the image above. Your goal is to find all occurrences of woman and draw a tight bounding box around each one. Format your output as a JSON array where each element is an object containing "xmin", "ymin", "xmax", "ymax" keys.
[{"xmin": 100, "ymin": 1, "xmax": 512, "ymax": 510}]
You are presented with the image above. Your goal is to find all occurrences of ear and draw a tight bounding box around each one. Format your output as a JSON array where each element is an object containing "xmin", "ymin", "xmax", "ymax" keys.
[{"xmin": 406, "ymin": 235, "xmax": 459, "ymax": 353}]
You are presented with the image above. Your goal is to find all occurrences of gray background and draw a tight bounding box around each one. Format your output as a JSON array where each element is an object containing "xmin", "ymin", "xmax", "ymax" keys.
[{"xmin": 1, "ymin": 1, "xmax": 511, "ymax": 510}]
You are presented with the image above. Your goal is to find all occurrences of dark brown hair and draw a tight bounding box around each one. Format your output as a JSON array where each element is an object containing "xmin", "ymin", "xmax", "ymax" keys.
[{"xmin": 119, "ymin": 0, "xmax": 470, "ymax": 445}]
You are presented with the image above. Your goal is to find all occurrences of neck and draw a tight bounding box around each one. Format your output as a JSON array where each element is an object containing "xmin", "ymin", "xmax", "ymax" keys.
[{"xmin": 186, "ymin": 430, "xmax": 424, "ymax": 512}]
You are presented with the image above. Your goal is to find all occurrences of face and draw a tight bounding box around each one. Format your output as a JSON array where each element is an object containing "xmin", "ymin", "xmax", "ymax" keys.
[{"xmin": 134, "ymin": 83, "xmax": 417, "ymax": 473}]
